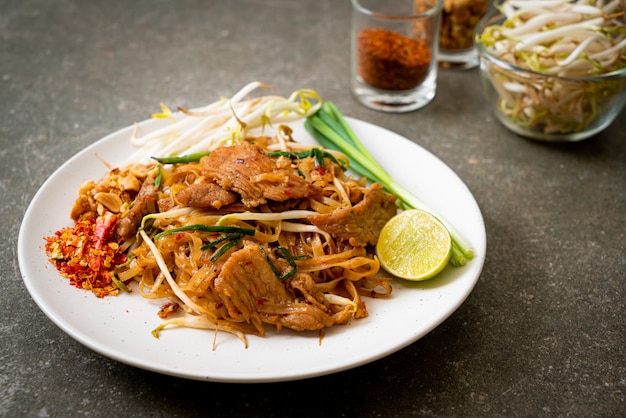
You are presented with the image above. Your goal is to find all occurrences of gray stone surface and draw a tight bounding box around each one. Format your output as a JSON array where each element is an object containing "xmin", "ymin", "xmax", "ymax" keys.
[{"xmin": 1, "ymin": 0, "xmax": 624, "ymax": 416}]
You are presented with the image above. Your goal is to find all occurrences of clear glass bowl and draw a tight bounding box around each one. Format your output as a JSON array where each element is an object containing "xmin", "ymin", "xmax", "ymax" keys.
[{"xmin": 475, "ymin": 14, "xmax": 626, "ymax": 142}]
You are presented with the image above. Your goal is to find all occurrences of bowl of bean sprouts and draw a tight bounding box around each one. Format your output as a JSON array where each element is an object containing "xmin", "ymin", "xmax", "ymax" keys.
[{"xmin": 475, "ymin": 0, "xmax": 626, "ymax": 142}]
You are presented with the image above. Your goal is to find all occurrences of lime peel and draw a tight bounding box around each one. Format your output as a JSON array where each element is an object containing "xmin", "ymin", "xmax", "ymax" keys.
[{"xmin": 376, "ymin": 209, "xmax": 452, "ymax": 281}]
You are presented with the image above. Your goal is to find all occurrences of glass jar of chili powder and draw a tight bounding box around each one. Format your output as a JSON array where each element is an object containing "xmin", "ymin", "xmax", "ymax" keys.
[{"xmin": 351, "ymin": 0, "xmax": 443, "ymax": 112}]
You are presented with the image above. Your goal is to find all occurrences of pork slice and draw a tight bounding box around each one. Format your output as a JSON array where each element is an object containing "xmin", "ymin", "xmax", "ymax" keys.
[
  {"xmin": 201, "ymin": 141, "xmax": 320, "ymax": 207},
  {"xmin": 213, "ymin": 244, "xmax": 347, "ymax": 331},
  {"xmin": 176, "ymin": 182, "xmax": 238, "ymax": 210},
  {"xmin": 115, "ymin": 177, "xmax": 158, "ymax": 241},
  {"xmin": 277, "ymin": 303, "xmax": 342, "ymax": 331},
  {"xmin": 157, "ymin": 197, "xmax": 174, "ymax": 213},
  {"xmin": 213, "ymin": 242, "xmax": 291, "ymax": 323},
  {"xmin": 277, "ymin": 274, "xmax": 349, "ymax": 331},
  {"xmin": 307, "ymin": 183, "xmax": 398, "ymax": 247}
]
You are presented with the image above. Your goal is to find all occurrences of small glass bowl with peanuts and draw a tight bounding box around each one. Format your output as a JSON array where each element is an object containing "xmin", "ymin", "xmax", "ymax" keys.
[{"xmin": 437, "ymin": 0, "xmax": 490, "ymax": 70}]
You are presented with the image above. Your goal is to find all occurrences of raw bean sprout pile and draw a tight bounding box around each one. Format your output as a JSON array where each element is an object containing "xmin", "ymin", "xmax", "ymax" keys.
[
  {"xmin": 476, "ymin": 0, "xmax": 626, "ymax": 136},
  {"xmin": 127, "ymin": 82, "xmax": 322, "ymax": 164}
]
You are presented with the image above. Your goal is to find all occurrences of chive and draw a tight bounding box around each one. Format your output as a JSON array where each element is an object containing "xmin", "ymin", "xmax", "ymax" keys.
[
  {"xmin": 278, "ymin": 266, "xmax": 297, "ymax": 280},
  {"xmin": 260, "ymin": 245, "xmax": 305, "ymax": 281},
  {"xmin": 266, "ymin": 149, "xmax": 348, "ymax": 171},
  {"xmin": 266, "ymin": 150, "xmax": 297, "ymax": 158},
  {"xmin": 260, "ymin": 246, "xmax": 282, "ymax": 279},
  {"xmin": 111, "ymin": 271, "xmax": 130, "ymax": 293},
  {"xmin": 201, "ymin": 233, "xmax": 242, "ymax": 251},
  {"xmin": 151, "ymin": 150, "xmax": 212, "ymax": 164},
  {"xmin": 153, "ymin": 224, "xmax": 255, "ymax": 240},
  {"xmin": 210, "ymin": 236, "xmax": 242, "ymax": 262},
  {"xmin": 153, "ymin": 164, "xmax": 163, "ymax": 188},
  {"xmin": 115, "ymin": 254, "xmax": 135, "ymax": 269}
]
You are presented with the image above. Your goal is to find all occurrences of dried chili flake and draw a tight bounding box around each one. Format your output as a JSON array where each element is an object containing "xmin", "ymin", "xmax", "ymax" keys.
[
  {"xmin": 44, "ymin": 216, "xmax": 127, "ymax": 298},
  {"xmin": 357, "ymin": 28, "xmax": 431, "ymax": 91}
]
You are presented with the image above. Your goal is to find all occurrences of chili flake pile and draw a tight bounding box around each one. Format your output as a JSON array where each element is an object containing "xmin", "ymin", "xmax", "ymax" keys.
[
  {"xmin": 357, "ymin": 28, "xmax": 431, "ymax": 91},
  {"xmin": 44, "ymin": 215, "xmax": 127, "ymax": 298}
]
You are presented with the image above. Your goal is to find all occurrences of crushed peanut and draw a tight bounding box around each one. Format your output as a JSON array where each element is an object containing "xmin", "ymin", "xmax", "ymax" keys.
[{"xmin": 439, "ymin": 0, "xmax": 489, "ymax": 51}]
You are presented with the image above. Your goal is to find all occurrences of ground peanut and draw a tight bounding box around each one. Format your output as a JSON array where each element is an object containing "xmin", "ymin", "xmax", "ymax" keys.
[{"xmin": 439, "ymin": 0, "xmax": 488, "ymax": 51}]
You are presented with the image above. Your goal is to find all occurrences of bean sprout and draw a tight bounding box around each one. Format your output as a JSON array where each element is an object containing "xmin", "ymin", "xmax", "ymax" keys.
[
  {"xmin": 482, "ymin": 1, "xmax": 625, "ymax": 76},
  {"xmin": 476, "ymin": 0, "xmax": 626, "ymax": 138},
  {"xmin": 127, "ymin": 81, "xmax": 322, "ymax": 164}
]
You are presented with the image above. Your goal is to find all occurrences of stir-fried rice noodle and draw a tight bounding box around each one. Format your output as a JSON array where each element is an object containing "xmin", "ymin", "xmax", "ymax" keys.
[{"xmin": 47, "ymin": 124, "xmax": 396, "ymax": 348}]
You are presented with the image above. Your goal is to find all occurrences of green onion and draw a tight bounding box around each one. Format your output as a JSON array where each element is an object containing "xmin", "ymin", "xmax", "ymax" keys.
[
  {"xmin": 115, "ymin": 254, "xmax": 135, "ymax": 269},
  {"xmin": 110, "ymin": 271, "xmax": 130, "ymax": 293},
  {"xmin": 305, "ymin": 102, "xmax": 474, "ymax": 267},
  {"xmin": 153, "ymin": 164, "xmax": 163, "ymax": 188},
  {"xmin": 153, "ymin": 224, "xmax": 255, "ymax": 240},
  {"xmin": 210, "ymin": 236, "xmax": 243, "ymax": 262},
  {"xmin": 152, "ymin": 224, "xmax": 255, "ymax": 262},
  {"xmin": 151, "ymin": 150, "xmax": 212, "ymax": 164},
  {"xmin": 266, "ymin": 149, "xmax": 348, "ymax": 170},
  {"xmin": 201, "ymin": 233, "xmax": 243, "ymax": 251},
  {"xmin": 260, "ymin": 245, "xmax": 305, "ymax": 280}
]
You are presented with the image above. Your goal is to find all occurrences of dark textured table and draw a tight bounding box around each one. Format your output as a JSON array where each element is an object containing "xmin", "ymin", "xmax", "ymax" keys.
[{"xmin": 2, "ymin": 1, "xmax": 624, "ymax": 416}]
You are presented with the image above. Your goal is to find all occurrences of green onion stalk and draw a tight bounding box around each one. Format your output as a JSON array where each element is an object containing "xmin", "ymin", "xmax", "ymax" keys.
[{"xmin": 305, "ymin": 102, "xmax": 474, "ymax": 267}]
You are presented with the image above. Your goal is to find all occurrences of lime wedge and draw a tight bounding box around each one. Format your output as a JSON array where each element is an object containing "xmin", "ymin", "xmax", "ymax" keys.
[{"xmin": 376, "ymin": 209, "xmax": 452, "ymax": 281}]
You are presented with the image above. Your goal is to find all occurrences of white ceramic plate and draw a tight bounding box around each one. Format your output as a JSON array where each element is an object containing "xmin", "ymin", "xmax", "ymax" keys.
[{"xmin": 18, "ymin": 116, "xmax": 486, "ymax": 383}]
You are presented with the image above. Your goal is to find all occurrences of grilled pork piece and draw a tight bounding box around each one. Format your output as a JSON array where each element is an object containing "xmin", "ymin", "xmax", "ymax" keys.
[
  {"xmin": 213, "ymin": 242, "xmax": 340, "ymax": 332},
  {"xmin": 213, "ymin": 242, "xmax": 291, "ymax": 324},
  {"xmin": 201, "ymin": 141, "xmax": 321, "ymax": 207},
  {"xmin": 175, "ymin": 182, "xmax": 238, "ymax": 209},
  {"xmin": 308, "ymin": 183, "xmax": 397, "ymax": 247},
  {"xmin": 116, "ymin": 177, "xmax": 158, "ymax": 241}
]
